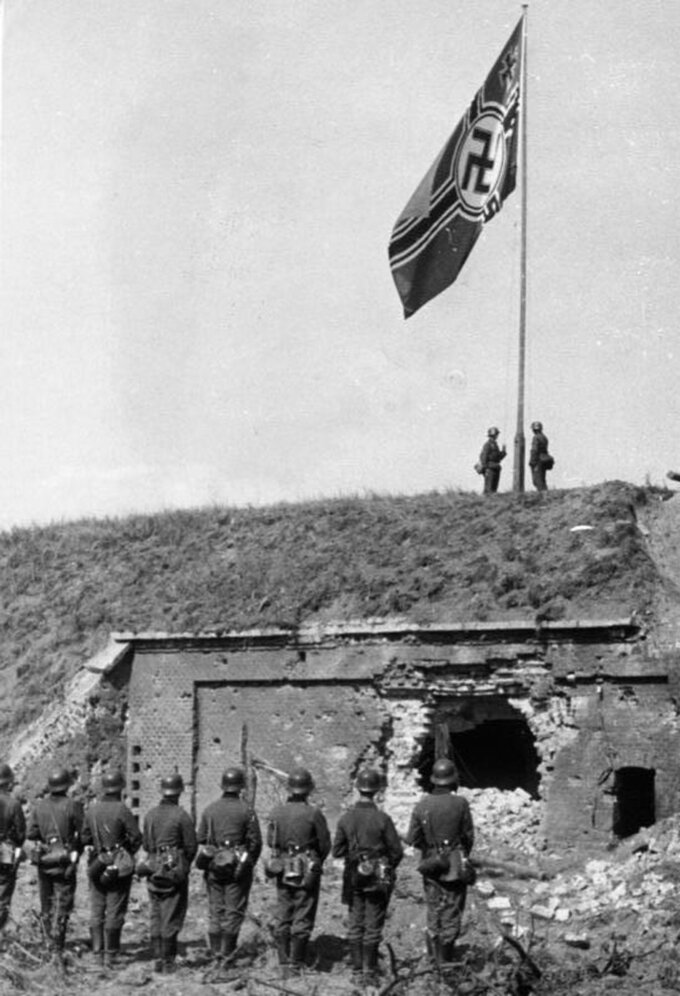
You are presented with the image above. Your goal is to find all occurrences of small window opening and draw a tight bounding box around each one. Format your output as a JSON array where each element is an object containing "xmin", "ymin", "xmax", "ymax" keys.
[{"xmin": 613, "ymin": 766, "xmax": 655, "ymax": 838}]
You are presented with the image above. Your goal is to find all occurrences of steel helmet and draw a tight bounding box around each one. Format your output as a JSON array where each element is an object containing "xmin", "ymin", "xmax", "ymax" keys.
[
  {"xmin": 221, "ymin": 767, "xmax": 245, "ymax": 792},
  {"xmin": 431, "ymin": 758, "xmax": 459, "ymax": 788},
  {"xmin": 0, "ymin": 764, "xmax": 14, "ymax": 788},
  {"xmin": 47, "ymin": 768, "xmax": 71, "ymax": 793},
  {"xmin": 287, "ymin": 767, "xmax": 314, "ymax": 796},
  {"xmin": 102, "ymin": 770, "xmax": 126, "ymax": 793},
  {"xmin": 487, "ymin": 426, "xmax": 500, "ymax": 438},
  {"xmin": 160, "ymin": 772, "xmax": 184, "ymax": 797},
  {"xmin": 356, "ymin": 768, "xmax": 382, "ymax": 794},
  {"xmin": 531, "ymin": 421, "xmax": 543, "ymax": 432}
]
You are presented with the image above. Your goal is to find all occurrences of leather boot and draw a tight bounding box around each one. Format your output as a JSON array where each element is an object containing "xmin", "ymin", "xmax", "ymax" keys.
[
  {"xmin": 425, "ymin": 931, "xmax": 438, "ymax": 966},
  {"xmin": 439, "ymin": 941, "xmax": 455, "ymax": 966},
  {"xmin": 290, "ymin": 935, "xmax": 307, "ymax": 975},
  {"xmin": 162, "ymin": 935, "xmax": 177, "ymax": 973},
  {"xmin": 151, "ymin": 935, "xmax": 163, "ymax": 973},
  {"xmin": 221, "ymin": 933, "xmax": 237, "ymax": 962},
  {"xmin": 104, "ymin": 927, "xmax": 121, "ymax": 969},
  {"xmin": 90, "ymin": 926, "xmax": 104, "ymax": 965},
  {"xmin": 276, "ymin": 930, "xmax": 290, "ymax": 977},
  {"xmin": 349, "ymin": 940, "xmax": 363, "ymax": 985},
  {"xmin": 208, "ymin": 932, "xmax": 221, "ymax": 956},
  {"xmin": 363, "ymin": 942, "xmax": 379, "ymax": 986}
]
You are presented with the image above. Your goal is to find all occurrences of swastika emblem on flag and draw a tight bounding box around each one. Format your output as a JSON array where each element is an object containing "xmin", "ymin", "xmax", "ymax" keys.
[{"xmin": 388, "ymin": 18, "xmax": 523, "ymax": 318}]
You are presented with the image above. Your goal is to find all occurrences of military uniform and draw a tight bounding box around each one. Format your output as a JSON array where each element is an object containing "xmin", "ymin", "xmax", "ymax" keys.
[
  {"xmin": 479, "ymin": 433, "xmax": 506, "ymax": 494},
  {"xmin": 26, "ymin": 780, "xmax": 83, "ymax": 952},
  {"xmin": 82, "ymin": 785, "xmax": 142, "ymax": 965},
  {"xmin": 406, "ymin": 770, "xmax": 474, "ymax": 965},
  {"xmin": 142, "ymin": 788, "xmax": 197, "ymax": 972},
  {"xmin": 332, "ymin": 794, "xmax": 403, "ymax": 981},
  {"xmin": 0, "ymin": 779, "xmax": 25, "ymax": 931},
  {"xmin": 267, "ymin": 772, "xmax": 330, "ymax": 973},
  {"xmin": 197, "ymin": 779, "xmax": 262, "ymax": 961},
  {"xmin": 529, "ymin": 424, "xmax": 551, "ymax": 491}
]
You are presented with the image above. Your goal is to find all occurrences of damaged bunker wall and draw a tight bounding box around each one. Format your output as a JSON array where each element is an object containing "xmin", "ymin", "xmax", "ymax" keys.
[{"xmin": 122, "ymin": 620, "xmax": 680, "ymax": 848}]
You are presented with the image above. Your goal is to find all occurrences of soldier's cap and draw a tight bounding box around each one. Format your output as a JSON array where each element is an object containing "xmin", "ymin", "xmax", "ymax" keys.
[{"xmin": 487, "ymin": 426, "xmax": 500, "ymax": 437}]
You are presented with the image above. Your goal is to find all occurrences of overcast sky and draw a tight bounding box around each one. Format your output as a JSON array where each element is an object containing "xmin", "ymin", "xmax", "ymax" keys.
[{"xmin": 1, "ymin": 0, "xmax": 678, "ymax": 527}]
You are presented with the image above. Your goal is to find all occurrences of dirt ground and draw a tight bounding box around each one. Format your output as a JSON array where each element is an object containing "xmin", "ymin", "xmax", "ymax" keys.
[{"xmin": 3, "ymin": 837, "xmax": 680, "ymax": 996}]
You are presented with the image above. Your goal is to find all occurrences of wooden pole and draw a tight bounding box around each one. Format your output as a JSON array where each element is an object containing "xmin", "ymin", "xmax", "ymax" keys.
[{"xmin": 513, "ymin": 5, "xmax": 529, "ymax": 492}]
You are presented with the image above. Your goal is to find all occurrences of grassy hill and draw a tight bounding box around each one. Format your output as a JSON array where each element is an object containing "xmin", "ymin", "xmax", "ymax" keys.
[{"xmin": 0, "ymin": 481, "xmax": 666, "ymax": 753}]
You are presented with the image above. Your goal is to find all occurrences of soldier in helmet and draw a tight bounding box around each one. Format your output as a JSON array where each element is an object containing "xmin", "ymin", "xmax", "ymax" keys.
[
  {"xmin": 406, "ymin": 759, "xmax": 474, "ymax": 971},
  {"xmin": 478, "ymin": 427, "xmax": 506, "ymax": 494},
  {"xmin": 81, "ymin": 770, "xmax": 142, "ymax": 969},
  {"xmin": 528, "ymin": 421, "xmax": 553, "ymax": 491},
  {"xmin": 266, "ymin": 767, "xmax": 330, "ymax": 977},
  {"xmin": 197, "ymin": 766, "xmax": 262, "ymax": 972},
  {"xmin": 332, "ymin": 768, "xmax": 403, "ymax": 988},
  {"xmin": 141, "ymin": 772, "xmax": 197, "ymax": 974},
  {"xmin": 0, "ymin": 764, "xmax": 25, "ymax": 934},
  {"xmin": 26, "ymin": 767, "xmax": 83, "ymax": 958}
]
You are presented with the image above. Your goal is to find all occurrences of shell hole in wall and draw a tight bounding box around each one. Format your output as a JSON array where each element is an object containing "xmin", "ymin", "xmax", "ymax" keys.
[{"xmin": 417, "ymin": 697, "xmax": 540, "ymax": 799}]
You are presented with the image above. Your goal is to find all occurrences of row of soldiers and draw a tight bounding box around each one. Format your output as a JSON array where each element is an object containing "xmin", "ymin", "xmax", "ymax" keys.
[{"xmin": 0, "ymin": 757, "xmax": 474, "ymax": 988}]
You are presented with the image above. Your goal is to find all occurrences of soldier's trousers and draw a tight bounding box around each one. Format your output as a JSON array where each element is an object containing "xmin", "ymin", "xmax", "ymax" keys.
[
  {"xmin": 205, "ymin": 870, "xmax": 252, "ymax": 936},
  {"xmin": 274, "ymin": 881, "xmax": 320, "ymax": 941},
  {"xmin": 147, "ymin": 882, "xmax": 189, "ymax": 941},
  {"xmin": 483, "ymin": 469, "xmax": 501, "ymax": 494},
  {"xmin": 0, "ymin": 868, "xmax": 17, "ymax": 929},
  {"xmin": 89, "ymin": 876, "xmax": 133, "ymax": 931},
  {"xmin": 38, "ymin": 869, "xmax": 77, "ymax": 946},
  {"xmin": 423, "ymin": 879, "xmax": 467, "ymax": 945},
  {"xmin": 531, "ymin": 465, "xmax": 547, "ymax": 491},
  {"xmin": 347, "ymin": 888, "xmax": 389, "ymax": 947}
]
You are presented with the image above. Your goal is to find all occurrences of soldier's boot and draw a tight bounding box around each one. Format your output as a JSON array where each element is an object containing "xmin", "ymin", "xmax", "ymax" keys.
[
  {"xmin": 289, "ymin": 935, "xmax": 308, "ymax": 976},
  {"xmin": 90, "ymin": 926, "xmax": 105, "ymax": 967},
  {"xmin": 208, "ymin": 931, "xmax": 221, "ymax": 960},
  {"xmin": 362, "ymin": 942, "xmax": 379, "ymax": 988},
  {"xmin": 53, "ymin": 918, "xmax": 68, "ymax": 960},
  {"xmin": 349, "ymin": 941, "xmax": 363, "ymax": 986},
  {"xmin": 439, "ymin": 941, "xmax": 455, "ymax": 965},
  {"xmin": 151, "ymin": 935, "xmax": 163, "ymax": 973},
  {"xmin": 104, "ymin": 928, "xmax": 122, "ymax": 970},
  {"xmin": 276, "ymin": 930, "xmax": 291, "ymax": 979},
  {"xmin": 221, "ymin": 933, "xmax": 237, "ymax": 963},
  {"xmin": 425, "ymin": 930, "xmax": 441, "ymax": 969},
  {"xmin": 162, "ymin": 935, "xmax": 177, "ymax": 974}
]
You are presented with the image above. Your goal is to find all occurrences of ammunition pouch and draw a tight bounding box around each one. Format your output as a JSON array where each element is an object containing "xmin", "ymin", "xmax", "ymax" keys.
[
  {"xmin": 354, "ymin": 854, "xmax": 393, "ymax": 895},
  {"xmin": 39, "ymin": 837, "xmax": 71, "ymax": 875}
]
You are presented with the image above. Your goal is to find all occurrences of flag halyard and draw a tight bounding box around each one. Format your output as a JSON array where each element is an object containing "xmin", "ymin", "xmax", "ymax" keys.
[{"xmin": 389, "ymin": 18, "xmax": 524, "ymax": 318}]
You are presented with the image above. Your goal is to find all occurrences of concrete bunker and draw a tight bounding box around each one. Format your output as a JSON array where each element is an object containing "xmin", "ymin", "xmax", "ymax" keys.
[
  {"xmin": 417, "ymin": 696, "xmax": 540, "ymax": 798},
  {"xmin": 104, "ymin": 615, "xmax": 680, "ymax": 850}
]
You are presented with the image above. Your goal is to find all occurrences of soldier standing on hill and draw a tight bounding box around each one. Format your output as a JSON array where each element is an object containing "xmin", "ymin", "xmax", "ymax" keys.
[
  {"xmin": 266, "ymin": 768, "xmax": 330, "ymax": 977},
  {"xmin": 197, "ymin": 766, "xmax": 262, "ymax": 973},
  {"xmin": 406, "ymin": 759, "xmax": 474, "ymax": 972},
  {"xmin": 528, "ymin": 421, "xmax": 553, "ymax": 491},
  {"xmin": 141, "ymin": 773, "xmax": 197, "ymax": 974},
  {"xmin": 26, "ymin": 768, "xmax": 83, "ymax": 959},
  {"xmin": 0, "ymin": 764, "xmax": 25, "ymax": 936},
  {"xmin": 82, "ymin": 770, "xmax": 142, "ymax": 969},
  {"xmin": 332, "ymin": 768, "xmax": 403, "ymax": 989},
  {"xmin": 478, "ymin": 427, "xmax": 506, "ymax": 494}
]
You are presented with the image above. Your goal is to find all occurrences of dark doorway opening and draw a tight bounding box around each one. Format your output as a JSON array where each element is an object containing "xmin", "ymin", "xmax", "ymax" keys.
[
  {"xmin": 613, "ymin": 767, "xmax": 655, "ymax": 838},
  {"xmin": 451, "ymin": 719, "xmax": 540, "ymax": 798},
  {"xmin": 417, "ymin": 700, "xmax": 540, "ymax": 799}
]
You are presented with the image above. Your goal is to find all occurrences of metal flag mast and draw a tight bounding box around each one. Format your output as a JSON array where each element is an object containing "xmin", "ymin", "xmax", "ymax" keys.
[{"xmin": 512, "ymin": 4, "xmax": 529, "ymax": 493}]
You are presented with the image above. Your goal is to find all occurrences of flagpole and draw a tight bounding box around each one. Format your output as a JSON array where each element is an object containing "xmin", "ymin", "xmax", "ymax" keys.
[{"xmin": 513, "ymin": 4, "xmax": 529, "ymax": 493}]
